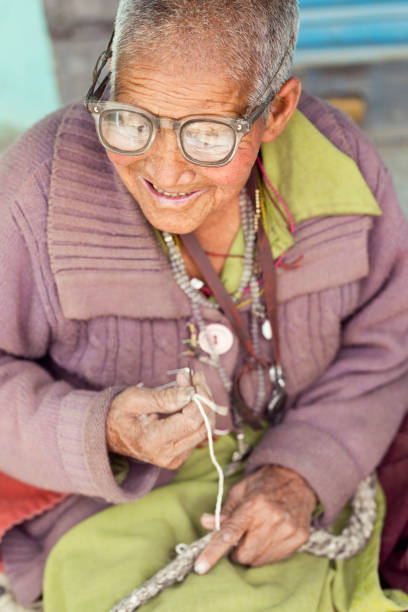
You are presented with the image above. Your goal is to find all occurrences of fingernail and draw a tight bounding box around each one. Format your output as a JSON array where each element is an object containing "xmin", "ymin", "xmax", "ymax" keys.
[
  {"xmin": 175, "ymin": 368, "xmax": 191, "ymax": 386},
  {"xmin": 200, "ymin": 514, "xmax": 213, "ymax": 526},
  {"xmin": 194, "ymin": 560, "xmax": 210, "ymax": 575},
  {"xmin": 177, "ymin": 386, "xmax": 194, "ymax": 407}
]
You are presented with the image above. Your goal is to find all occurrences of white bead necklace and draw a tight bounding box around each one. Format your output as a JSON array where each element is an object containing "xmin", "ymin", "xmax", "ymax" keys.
[{"xmin": 162, "ymin": 190, "xmax": 267, "ymax": 412}]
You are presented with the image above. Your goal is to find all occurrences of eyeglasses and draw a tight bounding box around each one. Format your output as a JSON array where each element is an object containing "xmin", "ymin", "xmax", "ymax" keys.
[
  {"xmin": 88, "ymin": 101, "xmax": 271, "ymax": 167},
  {"xmin": 85, "ymin": 31, "xmax": 292, "ymax": 167}
]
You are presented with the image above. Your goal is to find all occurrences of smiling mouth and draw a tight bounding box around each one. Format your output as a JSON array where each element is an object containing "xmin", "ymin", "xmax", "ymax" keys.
[
  {"xmin": 143, "ymin": 178, "xmax": 203, "ymax": 203},
  {"xmin": 152, "ymin": 183, "xmax": 192, "ymax": 197}
]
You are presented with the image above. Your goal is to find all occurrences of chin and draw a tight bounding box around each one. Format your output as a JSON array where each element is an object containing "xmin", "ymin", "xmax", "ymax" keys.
[
  {"xmin": 150, "ymin": 217, "xmax": 200, "ymax": 235},
  {"xmin": 141, "ymin": 206, "xmax": 205, "ymax": 236}
]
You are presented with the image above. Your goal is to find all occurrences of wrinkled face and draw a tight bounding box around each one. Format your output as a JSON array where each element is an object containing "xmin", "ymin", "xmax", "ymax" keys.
[{"xmin": 107, "ymin": 57, "xmax": 268, "ymax": 235}]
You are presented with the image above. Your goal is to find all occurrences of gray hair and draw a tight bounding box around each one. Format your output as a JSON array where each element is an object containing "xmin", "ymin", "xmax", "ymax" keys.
[{"xmin": 112, "ymin": 0, "xmax": 299, "ymax": 111}]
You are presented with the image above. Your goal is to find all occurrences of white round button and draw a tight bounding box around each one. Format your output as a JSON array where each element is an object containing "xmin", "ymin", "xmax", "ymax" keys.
[
  {"xmin": 199, "ymin": 324, "xmax": 234, "ymax": 356},
  {"xmin": 262, "ymin": 320, "xmax": 273, "ymax": 340}
]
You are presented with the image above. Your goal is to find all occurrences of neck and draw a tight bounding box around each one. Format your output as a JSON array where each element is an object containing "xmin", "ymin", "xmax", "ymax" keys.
[{"xmin": 181, "ymin": 196, "xmax": 242, "ymax": 277}]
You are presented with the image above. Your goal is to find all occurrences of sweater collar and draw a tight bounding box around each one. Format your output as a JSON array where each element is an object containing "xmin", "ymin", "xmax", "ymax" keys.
[
  {"xmin": 259, "ymin": 109, "xmax": 381, "ymax": 258},
  {"xmin": 220, "ymin": 109, "xmax": 382, "ymax": 294}
]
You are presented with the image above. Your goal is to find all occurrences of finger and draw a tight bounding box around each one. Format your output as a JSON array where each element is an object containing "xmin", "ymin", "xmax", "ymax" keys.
[
  {"xmin": 229, "ymin": 512, "xmax": 307, "ymax": 566},
  {"xmin": 172, "ymin": 422, "xmax": 209, "ymax": 454},
  {"xmin": 251, "ymin": 529, "xmax": 309, "ymax": 566},
  {"xmin": 248, "ymin": 518, "xmax": 309, "ymax": 567},
  {"xmin": 181, "ymin": 402, "xmax": 212, "ymax": 428},
  {"xmin": 231, "ymin": 527, "xmax": 272, "ymax": 566},
  {"xmin": 137, "ymin": 413, "xmax": 158, "ymax": 425},
  {"xmin": 164, "ymin": 420, "xmax": 215, "ymax": 469},
  {"xmin": 153, "ymin": 405, "xmax": 208, "ymax": 444},
  {"xmin": 174, "ymin": 370, "xmax": 211, "ymax": 396},
  {"xmin": 219, "ymin": 480, "xmax": 246, "ymax": 516},
  {"xmin": 192, "ymin": 371, "xmax": 212, "ymax": 398},
  {"xmin": 112, "ymin": 385, "xmax": 195, "ymax": 416},
  {"xmin": 228, "ymin": 514, "xmax": 290, "ymax": 566},
  {"xmin": 200, "ymin": 481, "xmax": 245, "ymax": 531},
  {"xmin": 200, "ymin": 475, "xmax": 247, "ymax": 527},
  {"xmin": 175, "ymin": 368, "xmax": 192, "ymax": 387},
  {"xmin": 191, "ymin": 372, "xmax": 217, "ymax": 426},
  {"xmin": 147, "ymin": 410, "xmax": 209, "ymax": 451},
  {"xmin": 194, "ymin": 505, "xmax": 250, "ymax": 574},
  {"xmin": 200, "ymin": 513, "xmax": 228, "ymax": 530},
  {"xmin": 152, "ymin": 385, "xmax": 196, "ymax": 414},
  {"xmin": 166, "ymin": 449, "xmax": 194, "ymax": 470},
  {"xmin": 132, "ymin": 422, "xmax": 207, "ymax": 469},
  {"xmin": 152, "ymin": 421, "xmax": 211, "ymax": 469}
]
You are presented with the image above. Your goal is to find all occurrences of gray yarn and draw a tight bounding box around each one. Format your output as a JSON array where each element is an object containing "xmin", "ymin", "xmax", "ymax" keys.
[
  {"xmin": 301, "ymin": 474, "xmax": 378, "ymax": 560},
  {"xmin": 109, "ymin": 534, "xmax": 213, "ymax": 612},
  {"xmin": 109, "ymin": 475, "xmax": 377, "ymax": 612}
]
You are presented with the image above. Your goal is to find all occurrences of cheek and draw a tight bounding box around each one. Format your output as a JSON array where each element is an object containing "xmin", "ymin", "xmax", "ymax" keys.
[
  {"xmin": 201, "ymin": 139, "xmax": 261, "ymax": 188},
  {"xmin": 106, "ymin": 150, "xmax": 139, "ymax": 168}
]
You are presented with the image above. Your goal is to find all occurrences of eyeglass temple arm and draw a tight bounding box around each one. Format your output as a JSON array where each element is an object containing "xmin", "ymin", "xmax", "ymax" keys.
[
  {"xmin": 243, "ymin": 34, "xmax": 295, "ymax": 124},
  {"xmin": 245, "ymin": 96, "xmax": 274, "ymax": 125},
  {"xmin": 85, "ymin": 29, "xmax": 115, "ymax": 108}
]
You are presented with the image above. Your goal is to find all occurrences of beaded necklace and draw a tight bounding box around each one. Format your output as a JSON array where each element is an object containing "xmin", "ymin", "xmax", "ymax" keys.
[{"xmin": 162, "ymin": 189, "xmax": 268, "ymax": 421}]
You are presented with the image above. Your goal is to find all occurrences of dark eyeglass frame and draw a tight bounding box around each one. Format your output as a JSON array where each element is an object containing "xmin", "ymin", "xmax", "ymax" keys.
[{"xmin": 84, "ymin": 30, "xmax": 292, "ymax": 167}]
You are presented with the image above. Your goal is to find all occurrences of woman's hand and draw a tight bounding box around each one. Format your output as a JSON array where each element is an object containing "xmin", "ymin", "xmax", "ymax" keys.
[
  {"xmin": 106, "ymin": 371, "xmax": 215, "ymax": 470},
  {"xmin": 195, "ymin": 465, "xmax": 317, "ymax": 574}
]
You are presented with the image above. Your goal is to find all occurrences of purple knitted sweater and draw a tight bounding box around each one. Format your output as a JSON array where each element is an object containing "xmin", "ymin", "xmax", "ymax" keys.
[{"xmin": 0, "ymin": 92, "xmax": 407, "ymax": 605}]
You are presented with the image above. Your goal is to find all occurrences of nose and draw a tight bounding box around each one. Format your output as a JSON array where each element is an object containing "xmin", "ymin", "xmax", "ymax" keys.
[{"xmin": 144, "ymin": 129, "xmax": 196, "ymax": 188}]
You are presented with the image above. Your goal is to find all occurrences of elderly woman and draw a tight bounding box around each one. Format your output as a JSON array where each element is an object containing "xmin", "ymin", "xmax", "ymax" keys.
[{"xmin": 0, "ymin": 1, "xmax": 408, "ymax": 610}]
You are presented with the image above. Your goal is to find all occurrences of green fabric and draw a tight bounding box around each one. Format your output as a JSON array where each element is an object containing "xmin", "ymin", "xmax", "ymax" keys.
[
  {"xmin": 259, "ymin": 109, "xmax": 382, "ymax": 258},
  {"xmin": 220, "ymin": 226, "xmax": 245, "ymax": 295},
  {"xmin": 110, "ymin": 453, "xmax": 130, "ymax": 486},
  {"xmin": 220, "ymin": 109, "xmax": 382, "ymax": 294},
  {"xmin": 43, "ymin": 429, "xmax": 408, "ymax": 612}
]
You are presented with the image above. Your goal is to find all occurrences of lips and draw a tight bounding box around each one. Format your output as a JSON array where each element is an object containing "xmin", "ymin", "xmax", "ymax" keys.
[
  {"xmin": 151, "ymin": 183, "xmax": 191, "ymax": 198},
  {"xmin": 142, "ymin": 178, "xmax": 204, "ymax": 206}
]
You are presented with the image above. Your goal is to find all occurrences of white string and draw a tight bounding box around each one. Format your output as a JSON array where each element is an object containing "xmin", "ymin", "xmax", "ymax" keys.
[{"xmin": 192, "ymin": 393, "xmax": 224, "ymax": 531}]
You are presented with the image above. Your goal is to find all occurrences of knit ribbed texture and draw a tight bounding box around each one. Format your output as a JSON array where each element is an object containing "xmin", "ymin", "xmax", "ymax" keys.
[{"xmin": 49, "ymin": 115, "xmax": 189, "ymax": 321}]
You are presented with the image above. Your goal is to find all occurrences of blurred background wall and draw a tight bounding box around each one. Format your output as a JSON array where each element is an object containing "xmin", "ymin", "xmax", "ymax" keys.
[
  {"xmin": 1, "ymin": 0, "xmax": 407, "ymax": 214},
  {"xmin": 0, "ymin": 0, "xmax": 60, "ymax": 148}
]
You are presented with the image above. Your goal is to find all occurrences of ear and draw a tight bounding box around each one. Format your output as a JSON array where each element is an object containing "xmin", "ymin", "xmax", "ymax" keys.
[{"xmin": 261, "ymin": 77, "xmax": 302, "ymax": 143}]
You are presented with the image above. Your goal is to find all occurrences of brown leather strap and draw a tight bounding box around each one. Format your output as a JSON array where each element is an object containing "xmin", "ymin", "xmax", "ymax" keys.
[
  {"xmin": 257, "ymin": 223, "xmax": 281, "ymax": 367},
  {"xmin": 179, "ymin": 224, "xmax": 282, "ymax": 371},
  {"xmin": 179, "ymin": 167, "xmax": 286, "ymax": 424},
  {"xmin": 179, "ymin": 232, "xmax": 267, "ymax": 368}
]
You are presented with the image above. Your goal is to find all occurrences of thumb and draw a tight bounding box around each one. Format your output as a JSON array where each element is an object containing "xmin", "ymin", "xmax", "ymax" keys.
[
  {"xmin": 192, "ymin": 371, "xmax": 213, "ymax": 398},
  {"xmin": 114, "ymin": 384, "xmax": 195, "ymax": 416},
  {"xmin": 150, "ymin": 385, "xmax": 195, "ymax": 414}
]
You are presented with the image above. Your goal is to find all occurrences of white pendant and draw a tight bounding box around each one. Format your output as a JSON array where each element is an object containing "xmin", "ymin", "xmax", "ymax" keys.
[
  {"xmin": 262, "ymin": 320, "xmax": 273, "ymax": 340},
  {"xmin": 199, "ymin": 324, "xmax": 234, "ymax": 356},
  {"xmin": 190, "ymin": 277, "xmax": 204, "ymax": 290}
]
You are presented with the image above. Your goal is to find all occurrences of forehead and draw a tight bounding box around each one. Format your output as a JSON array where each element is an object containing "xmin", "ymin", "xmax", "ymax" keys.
[{"xmin": 114, "ymin": 56, "xmax": 249, "ymax": 118}]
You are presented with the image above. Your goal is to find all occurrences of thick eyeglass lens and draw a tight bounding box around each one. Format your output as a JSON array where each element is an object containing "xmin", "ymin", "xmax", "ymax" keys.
[
  {"xmin": 181, "ymin": 120, "xmax": 236, "ymax": 163},
  {"xmin": 100, "ymin": 110, "xmax": 153, "ymax": 152}
]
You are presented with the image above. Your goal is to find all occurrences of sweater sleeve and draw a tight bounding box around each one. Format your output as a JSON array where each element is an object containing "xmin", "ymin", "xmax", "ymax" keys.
[
  {"xmin": 247, "ymin": 103, "xmax": 408, "ymax": 527},
  {"xmin": 0, "ymin": 118, "xmax": 161, "ymax": 503}
]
